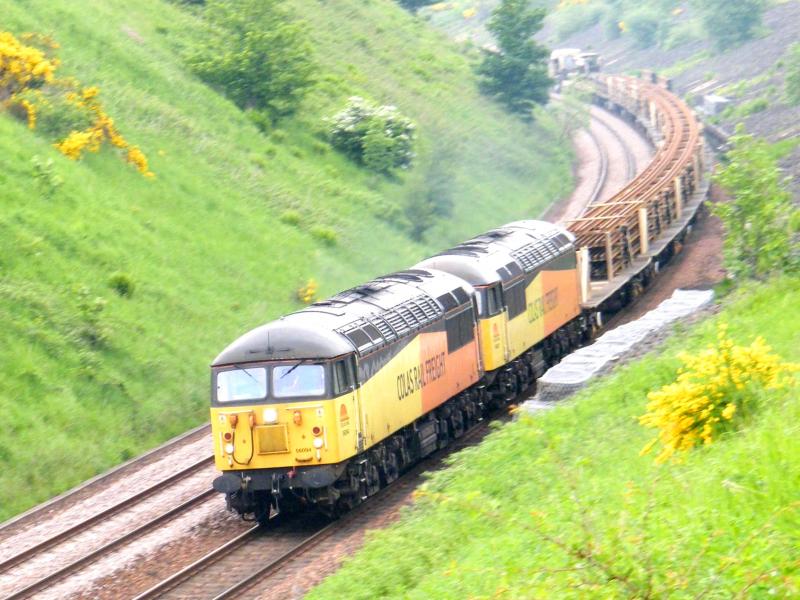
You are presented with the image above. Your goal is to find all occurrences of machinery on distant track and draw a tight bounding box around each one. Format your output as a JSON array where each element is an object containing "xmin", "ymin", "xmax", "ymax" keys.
[{"xmin": 210, "ymin": 74, "xmax": 707, "ymax": 522}]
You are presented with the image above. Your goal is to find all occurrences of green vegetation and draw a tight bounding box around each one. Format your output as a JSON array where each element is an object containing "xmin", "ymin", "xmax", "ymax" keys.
[
  {"xmin": 0, "ymin": 0, "xmax": 573, "ymax": 519},
  {"xmin": 187, "ymin": 0, "xmax": 317, "ymax": 123},
  {"xmin": 692, "ymin": 0, "xmax": 765, "ymax": 51},
  {"xmin": 712, "ymin": 127, "xmax": 798, "ymax": 280},
  {"xmin": 548, "ymin": 1, "xmax": 605, "ymax": 41},
  {"xmin": 539, "ymin": 0, "xmax": 764, "ymax": 52},
  {"xmin": 307, "ymin": 275, "xmax": 800, "ymax": 599},
  {"xmin": 625, "ymin": 7, "xmax": 661, "ymax": 49},
  {"xmin": 477, "ymin": 0, "xmax": 552, "ymax": 118},
  {"xmin": 328, "ymin": 97, "xmax": 415, "ymax": 174},
  {"xmin": 396, "ymin": 0, "xmax": 438, "ymax": 11},
  {"xmin": 784, "ymin": 42, "xmax": 800, "ymax": 105},
  {"xmin": 659, "ymin": 50, "xmax": 712, "ymax": 79},
  {"xmin": 721, "ymin": 96, "xmax": 769, "ymax": 119}
]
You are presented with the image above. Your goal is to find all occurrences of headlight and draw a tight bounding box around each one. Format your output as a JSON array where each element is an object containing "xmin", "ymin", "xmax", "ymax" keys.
[
  {"xmin": 313, "ymin": 438, "xmax": 324, "ymax": 449},
  {"xmin": 224, "ymin": 443, "xmax": 235, "ymax": 454},
  {"xmin": 263, "ymin": 408, "xmax": 278, "ymax": 423}
]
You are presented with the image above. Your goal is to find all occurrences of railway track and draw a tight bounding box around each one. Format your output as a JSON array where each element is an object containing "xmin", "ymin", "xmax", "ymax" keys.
[
  {"xmin": 0, "ymin": 424, "xmax": 211, "ymax": 544},
  {"xmin": 548, "ymin": 98, "xmax": 649, "ymax": 225},
  {"xmin": 0, "ymin": 444, "xmax": 215, "ymax": 599},
  {"xmin": 590, "ymin": 106, "xmax": 638, "ymax": 185},
  {"xmin": 133, "ymin": 418, "xmax": 497, "ymax": 600},
  {"xmin": 583, "ymin": 120, "xmax": 608, "ymax": 207}
]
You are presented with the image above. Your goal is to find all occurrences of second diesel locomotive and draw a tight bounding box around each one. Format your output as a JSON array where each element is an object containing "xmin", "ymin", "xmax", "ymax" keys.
[{"xmin": 210, "ymin": 220, "xmax": 590, "ymax": 521}]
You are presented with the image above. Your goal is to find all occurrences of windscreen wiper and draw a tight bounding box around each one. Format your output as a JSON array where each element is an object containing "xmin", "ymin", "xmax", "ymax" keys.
[
  {"xmin": 232, "ymin": 363, "xmax": 260, "ymax": 384},
  {"xmin": 279, "ymin": 358, "xmax": 310, "ymax": 379}
]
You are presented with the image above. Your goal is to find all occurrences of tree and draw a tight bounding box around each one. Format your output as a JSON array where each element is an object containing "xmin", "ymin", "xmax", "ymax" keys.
[
  {"xmin": 477, "ymin": 0, "xmax": 552, "ymax": 118},
  {"xmin": 712, "ymin": 126, "xmax": 797, "ymax": 280},
  {"xmin": 188, "ymin": 0, "xmax": 316, "ymax": 120},
  {"xmin": 694, "ymin": 0, "xmax": 764, "ymax": 51}
]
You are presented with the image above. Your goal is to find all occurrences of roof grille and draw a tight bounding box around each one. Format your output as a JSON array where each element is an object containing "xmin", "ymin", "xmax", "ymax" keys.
[
  {"xmin": 335, "ymin": 295, "xmax": 444, "ymax": 355},
  {"xmin": 511, "ymin": 237, "xmax": 565, "ymax": 273}
]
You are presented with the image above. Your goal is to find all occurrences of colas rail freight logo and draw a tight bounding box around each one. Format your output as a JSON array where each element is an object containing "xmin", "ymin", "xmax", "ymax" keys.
[{"xmin": 396, "ymin": 352, "xmax": 446, "ymax": 401}]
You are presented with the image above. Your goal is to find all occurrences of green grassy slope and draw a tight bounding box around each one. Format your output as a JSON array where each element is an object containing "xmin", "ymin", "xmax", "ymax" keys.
[
  {"xmin": 307, "ymin": 276, "xmax": 800, "ymax": 599},
  {"xmin": 0, "ymin": 1, "xmax": 572, "ymax": 519}
]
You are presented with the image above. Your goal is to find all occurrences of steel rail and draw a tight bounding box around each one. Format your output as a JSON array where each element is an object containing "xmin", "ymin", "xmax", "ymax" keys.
[
  {"xmin": 0, "ymin": 423, "xmax": 211, "ymax": 536},
  {"xmin": 585, "ymin": 122, "xmax": 609, "ymax": 207},
  {"xmin": 5, "ymin": 489, "xmax": 217, "ymax": 600},
  {"xmin": 0, "ymin": 454, "xmax": 214, "ymax": 575},
  {"xmin": 590, "ymin": 108, "xmax": 637, "ymax": 183},
  {"xmin": 212, "ymin": 418, "xmax": 497, "ymax": 600},
  {"xmin": 135, "ymin": 417, "xmax": 498, "ymax": 600}
]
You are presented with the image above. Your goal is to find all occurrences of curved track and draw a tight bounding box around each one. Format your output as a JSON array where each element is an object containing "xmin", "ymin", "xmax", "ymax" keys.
[{"xmin": 548, "ymin": 101, "xmax": 649, "ymax": 225}]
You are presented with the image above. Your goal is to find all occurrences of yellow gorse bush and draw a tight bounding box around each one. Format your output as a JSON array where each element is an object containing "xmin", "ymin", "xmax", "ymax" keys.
[
  {"xmin": 1, "ymin": 31, "xmax": 152, "ymax": 177},
  {"xmin": 640, "ymin": 323, "xmax": 797, "ymax": 463},
  {"xmin": 0, "ymin": 31, "xmax": 58, "ymax": 94},
  {"xmin": 296, "ymin": 279, "xmax": 318, "ymax": 305}
]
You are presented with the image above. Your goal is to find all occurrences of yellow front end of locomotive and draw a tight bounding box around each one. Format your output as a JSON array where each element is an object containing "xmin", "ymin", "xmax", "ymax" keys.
[{"xmin": 210, "ymin": 391, "xmax": 359, "ymax": 472}]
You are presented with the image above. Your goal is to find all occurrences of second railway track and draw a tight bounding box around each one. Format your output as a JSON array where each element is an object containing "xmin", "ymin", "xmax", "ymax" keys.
[
  {"xmin": 0, "ymin": 449, "xmax": 215, "ymax": 599},
  {"xmin": 133, "ymin": 418, "xmax": 498, "ymax": 600}
]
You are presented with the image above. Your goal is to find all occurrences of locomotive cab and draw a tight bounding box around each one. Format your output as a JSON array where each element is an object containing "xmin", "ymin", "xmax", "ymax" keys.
[
  {"xmin": 210, "ymin": 268, "xmax": 482, "ymax": 521},
  {"xmin": 211, "ymin": 354, "xmax": 359, "ymax": 469}
]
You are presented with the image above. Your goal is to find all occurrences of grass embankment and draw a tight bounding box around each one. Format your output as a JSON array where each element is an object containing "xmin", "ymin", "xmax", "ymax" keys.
[
  {"xmin": 0, "ymin": 0, "xmax": 573, "ymax": 519},
  {"xmin": 308, "ymin": 276, "xmax": 800, "ymax": 599}
]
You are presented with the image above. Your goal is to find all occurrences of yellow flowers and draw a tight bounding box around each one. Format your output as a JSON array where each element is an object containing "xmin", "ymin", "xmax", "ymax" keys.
[
  {"xmin": 640, "ymin": 323, "xmax": 797, "ymax": 464},
  {"xmin": 18, "ymin": 98, "xmax": 36, "ymax": 129},
  {"xmin": 1, "ymin": 30, "xmax": 153, "ymax": 178},
  {"xmin": 296, "ymin": 279, "xmax": 318, "ymax": 304},
  {"xmin": 0, "ymin": 31, "xmax": 58, "ymax": 93}
]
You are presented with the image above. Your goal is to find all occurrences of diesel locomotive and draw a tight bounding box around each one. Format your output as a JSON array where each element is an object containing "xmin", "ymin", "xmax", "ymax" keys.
[{"xmin": 210, "ymin": 220, "xmax": 590, "ymax": 521}]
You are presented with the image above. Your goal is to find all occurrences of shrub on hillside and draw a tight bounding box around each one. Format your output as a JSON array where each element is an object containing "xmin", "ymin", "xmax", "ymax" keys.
[
  {"xmin": 296, "ymin": 279, "xmax": 318, "ymax": 304},
  {"xmin": 625, "ymin": 8, "xmax": 661, "ymax": 49},
  {"xmin": 328, "ymin": 97, "xmax": 415, "ymax": 173},
  {"xmin": 396, "ymin": 0, "xmax": 437, "ymax": 11},
  {"xmin": 1, "ymin": 31, "xmax": 153, "ymax": 176},
  {"xmin": 188, "ymin": 0, "xmax": 317, "ymax": 122},
  {"xmin": 784, "ymin": 43, "xmax": 800, "ymax": 105},
  {"xmin": 711, "ymin": 126, "xmax": 797, "ymax": 280},
  {"xmin": 640, "ymin": 323, "xmax": 797, "ymax": 463},
  {"xmin": 550, "ymin": 2, "xmax": 604, "ymax": 41},
  {"xmin": 310, "ymin": 226, "xmax": 338, "ymax": 246},
  {"xmin": 692, "ymin": 0, "xmax": 764, "ymax": 51},
  {"xmin": 108, "ymin": 272, "xmax": 135, "ymax": 298}
]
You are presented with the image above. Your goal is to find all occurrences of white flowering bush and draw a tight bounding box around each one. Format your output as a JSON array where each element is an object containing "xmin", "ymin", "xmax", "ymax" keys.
[{"xmin": 328, "ymin": 97, "xmax": 415, "ymax": 173}]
